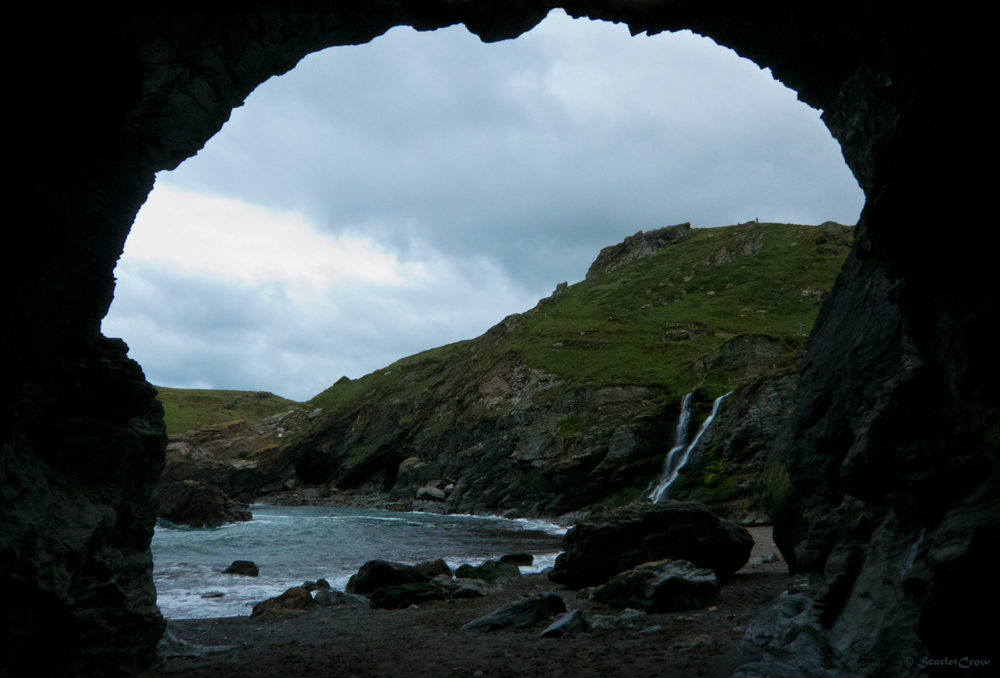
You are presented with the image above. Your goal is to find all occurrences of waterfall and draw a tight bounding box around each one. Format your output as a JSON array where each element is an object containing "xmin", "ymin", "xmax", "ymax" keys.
[{"xmin": 648, "ymin": 391, "xmax": 733, "ymax": 504}]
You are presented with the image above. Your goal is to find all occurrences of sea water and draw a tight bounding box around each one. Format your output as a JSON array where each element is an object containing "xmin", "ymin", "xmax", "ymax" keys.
[{"xmin": 152, "ymin": 504, "xmax": 567, "ymax": 619}]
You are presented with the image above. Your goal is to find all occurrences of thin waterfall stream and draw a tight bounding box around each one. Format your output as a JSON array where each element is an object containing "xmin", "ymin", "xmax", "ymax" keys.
[{"xmin": 649, "ymin": 391, "xmax": 733, "ymax": 504}]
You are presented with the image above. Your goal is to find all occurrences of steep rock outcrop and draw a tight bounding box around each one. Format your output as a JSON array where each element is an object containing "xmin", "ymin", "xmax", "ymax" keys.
[
  {"xmin": 160, "ymin": 416, "xmax": 297, "ymax": 502},
  {"xmin": 154, "ymin": 479, "xmax": 251, "ymax": 528},
  {"xmin": 6, "ymin": 4, "xmax": 991, "ymax": 676},
  {"xmin": 586, "ymin": 222, "xmax": 691, "ymax": 280},
  {"xmin": 288, "ymin": 351, "xmax": 672, "ymax": 516}
]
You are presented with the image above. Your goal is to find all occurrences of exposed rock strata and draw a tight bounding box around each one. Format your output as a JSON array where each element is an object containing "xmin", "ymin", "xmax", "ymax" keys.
[
  {"xmin": 6, "ymin": 4, "xmax": 991, "ymax": 677},
  {"xmin": 585, "ymin": 222, "xmax": 691, "ymax": 280},
  {"xmin": 290, "ymin": 356, "xmax": 672, "ymax": 516}
]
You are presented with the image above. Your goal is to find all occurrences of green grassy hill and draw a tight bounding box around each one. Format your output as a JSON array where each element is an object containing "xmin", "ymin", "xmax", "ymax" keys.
[
  {"xmin": 155, "ymin": 387, "xmax": 300, "ymax": 435},
  {"xmin": 156, "ymin": 221, "xmax": 853, "ymax": 517},
  {"xmin": 307, "ymin": 222, "xmax": 851, "ymax": 420}
]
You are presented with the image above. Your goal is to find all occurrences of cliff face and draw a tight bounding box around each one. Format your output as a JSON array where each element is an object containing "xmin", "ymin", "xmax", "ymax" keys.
[
  {"xmin": 277, "ymin": 222, "xmax": 841, "ymax": 519},
  {"xmin": 292, "ymin": 351, "xmax": 671, "ymax": 517},
  {"xmin": 6, "ymin": 4, "xmax": 992, "ymax": 676}
]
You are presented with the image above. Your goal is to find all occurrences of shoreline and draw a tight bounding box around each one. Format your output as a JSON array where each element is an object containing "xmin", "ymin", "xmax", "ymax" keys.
[{"xmin": 141, "ymin": 529, "xmax": 790, "ymax": 677}]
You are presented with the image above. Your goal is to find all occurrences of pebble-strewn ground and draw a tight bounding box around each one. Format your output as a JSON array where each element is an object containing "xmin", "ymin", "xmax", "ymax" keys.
[{"xmin": 137, "ymin": 528, "xmax": 795, "ymax": 678}]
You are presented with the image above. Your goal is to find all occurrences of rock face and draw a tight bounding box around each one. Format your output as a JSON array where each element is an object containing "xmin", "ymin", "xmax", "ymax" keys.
[
  {"xmin": 7, "ymin": 4, "xmax": 991, "ymax": 676},
  {"xmin": 585, "ymin": 222, "xmax": 691, "ymax": 280},
  {"xmin": 155, "ymin": 479, "xmax": 251, "ymax": 528},
  {"xmin": 369, "ymin": 582, "xmax": 445, "ymax": 609},
  {"xmin": 548, "ymin": 502, "xmax": 753, "ymax": 589}
]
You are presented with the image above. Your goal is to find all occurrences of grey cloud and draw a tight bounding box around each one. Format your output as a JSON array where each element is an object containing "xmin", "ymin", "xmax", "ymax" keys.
[
  {"xmin": 109, "ymin": 12, "xmax": 864, "ymax": 398},
  {"xmin": 165, "ymin": 14, "xmax": 862, "ymax": 289}
]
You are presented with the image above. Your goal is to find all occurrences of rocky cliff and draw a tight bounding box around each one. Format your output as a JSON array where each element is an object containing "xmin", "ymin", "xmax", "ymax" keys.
[
  {"xmin": 269, "ymin": 222, "xmax": 844, "ymax": 518},
  {"xmin": 6, "ymin": 4, "xmax": 992, "ymax": 677}
]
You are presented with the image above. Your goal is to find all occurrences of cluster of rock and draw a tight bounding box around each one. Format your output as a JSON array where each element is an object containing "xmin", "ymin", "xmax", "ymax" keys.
[
  {"xmin": 243, "ymin": 501, "xmax": 751, "ymax": 640},
  {"xmin": 249, "ymin": 553, "xmax": 529, "ymax": 622}
]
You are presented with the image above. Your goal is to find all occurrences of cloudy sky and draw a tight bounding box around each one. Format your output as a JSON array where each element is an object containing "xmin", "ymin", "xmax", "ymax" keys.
[{"xmin": 103, "ymin": 10, "xmax": 864, "ymax": 402}]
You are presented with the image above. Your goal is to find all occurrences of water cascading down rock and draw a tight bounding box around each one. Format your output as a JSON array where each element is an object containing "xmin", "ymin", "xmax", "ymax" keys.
[{"xmin": 649, "ymin": 392, "xmax": 731, "ymax": 503}]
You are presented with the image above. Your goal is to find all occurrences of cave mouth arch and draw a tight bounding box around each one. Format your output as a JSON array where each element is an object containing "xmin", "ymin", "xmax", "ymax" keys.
[
  {"xmin": 12, "ymin": 5, "xmax": 987, "ymax": 677},
  {"xmin": 105, "ymin": 9, "xmax": 863, "ymax": 403}
]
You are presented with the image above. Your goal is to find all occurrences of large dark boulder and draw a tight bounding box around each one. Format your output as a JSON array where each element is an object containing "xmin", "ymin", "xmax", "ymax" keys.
[
  {"xmin": 223, "ymin": 560, "xmax": 259, "ymax": 577},
  {"xmin": 548, "ymin": 501, "xmax": 753, "ymax": 589},
  {"xmin": 590, "ymin": 559, "xmax": 720, "ymax": 613},
  {"xmin": 155, "ymin": 480, "xmax": 251, "ymax": 528},
  {"xmin": 250, "ymin": 587, "xmax": 315, "ymax": 621},
  {"xmin": 345, "ymin": 560, "xmax": 430, "ymax": 594},
  {"xmin": 369, "ymin": 583, "xmax": 445, "ymax": 609},
  {"xmin": 462, "ymin": 593, "xmax": 567, "ymax": 633}
]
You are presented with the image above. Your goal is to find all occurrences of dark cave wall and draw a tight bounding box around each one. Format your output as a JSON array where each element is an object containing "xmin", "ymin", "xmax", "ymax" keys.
[{"xmin": 4, "ymin": 3, "xmax": 994, "ymax": 676}]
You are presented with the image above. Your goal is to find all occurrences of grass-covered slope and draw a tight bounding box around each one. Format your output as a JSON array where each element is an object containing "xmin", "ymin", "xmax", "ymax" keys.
[
  {"xmin": 155, "ymin": 387, "xmax": 300, "ymax": 435},
  {"xmin": 308, "ymin": 222, "xmax": 851, "ymax": 419},
  {"xmin": 157, "ymin": 221, "xmax": 851, "ymax": 517}
]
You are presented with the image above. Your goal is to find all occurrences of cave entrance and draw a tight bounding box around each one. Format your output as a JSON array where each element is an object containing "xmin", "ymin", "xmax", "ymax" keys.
[{"xmin": 103, "ymin": 8, "xmax": 863, "ymax": 406}]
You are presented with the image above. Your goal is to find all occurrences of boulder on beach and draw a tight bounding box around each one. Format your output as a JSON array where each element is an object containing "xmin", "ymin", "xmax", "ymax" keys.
[
  {"xmin": 455, "ymin": 560, "xmax": 521, "ymax": 582},
  {"xmin": 590, "ymin": 559, "xmax": 720, "ymax": 613},
  {"xmin": 345, "ymin": 560, "xmax": 431, "ymax": 594},
  {"xmin": 222, "ymin": 560, "xmax": 259, "ymax": 577},
  {"xmin": 369, "ymin": 583, "xmax": 445, "ymax": 609},
  {"xmin": 415, "ymin": 559, "xmax": 452, "ymax": 579},
  {"xmin": 250, "ymin": 587, "xmax": 315, "ymax": 620},
  {"xmin": 435, "ymin": 576, "xmax": 488, "ymax": 599},
  {"xmin": 548, "ymin": 501, "xmax": 753, "ymax": 589},
  {"xmin": 539, "ymin": 609, "xmax": 591, "ymax": 638},
  {"xmin": 462, "ymin": 593, "xmax": 566, "ymax": 633},
  {"xmin": 313, "ymin": 588, "xmax": 366, "ymax": 607}
]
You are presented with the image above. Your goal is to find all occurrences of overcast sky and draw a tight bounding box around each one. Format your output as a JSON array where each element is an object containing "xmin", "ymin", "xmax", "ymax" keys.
[{"xmin": 103, "ymin": 10, "xmax": 864, "ymax": 402}]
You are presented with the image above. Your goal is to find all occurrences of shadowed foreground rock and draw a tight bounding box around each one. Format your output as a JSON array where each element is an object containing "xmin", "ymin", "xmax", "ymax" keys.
[
  {"xmin": 462, "ymin": 593, "xmax": 567, "ymax": 633},
  {"xmin": 250, "ymin": 587, "xmax": 315, "ymax": 621},
  {"xmin": 346, "ymin": 560, "xmax": 431, "ymax": 594},
  {"xmin": 549, "ymin": 501, "xmax": 753, "ymax": 589},
  {"xmin": 590, "ymin": 559, "xmax": 720, "ymax": 613},
  {"xmin": 370, "ymin": 582, "xmax": 445, "ymax": 609}
]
